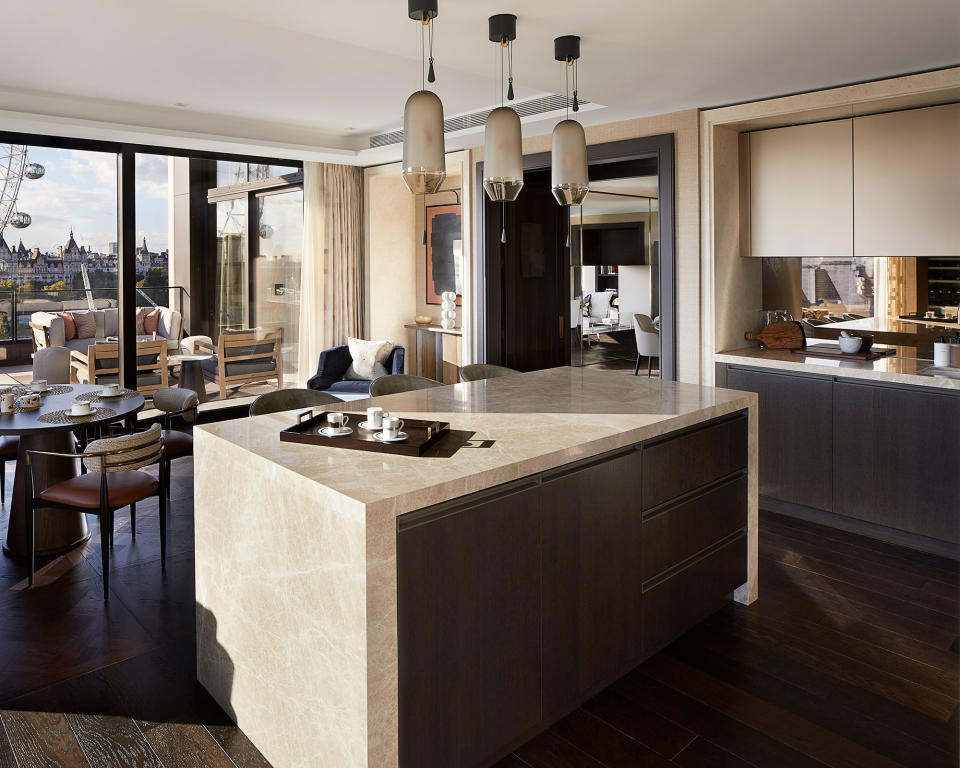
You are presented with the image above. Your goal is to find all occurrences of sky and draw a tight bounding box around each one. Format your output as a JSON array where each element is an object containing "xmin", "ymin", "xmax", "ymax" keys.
[{"xmin": 2, "ymin": 146, "xmax": 169, "ymax": 255}]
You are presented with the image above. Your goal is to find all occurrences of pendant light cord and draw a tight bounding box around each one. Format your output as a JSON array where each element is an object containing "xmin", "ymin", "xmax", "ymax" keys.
[{"xmin": 500, "ymin": 43, "xmax": 504, "ymax": 106}]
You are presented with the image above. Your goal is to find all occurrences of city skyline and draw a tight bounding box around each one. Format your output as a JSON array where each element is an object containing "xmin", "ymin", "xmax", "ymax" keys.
[{"xmin": 6, "ymin": 147, "xmax": 169, "ymax": 255}]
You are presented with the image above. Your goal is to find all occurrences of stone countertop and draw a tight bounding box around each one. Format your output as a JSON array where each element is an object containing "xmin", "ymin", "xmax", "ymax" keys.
[
  {"xmin": 716, "ymin": 346, "xmax": 960, "ymax": 391},
  {"xmin": 196, "ymin": 366, "xmax": 757, "ymax": 515}
]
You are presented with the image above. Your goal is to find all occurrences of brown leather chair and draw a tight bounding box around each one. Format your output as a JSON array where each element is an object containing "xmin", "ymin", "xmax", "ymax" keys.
[
  {"xmin": 152, "ymin": 388, "xmax": 199, "ymax": 504},
  {"xmin": 0, "ymin": 436, "xmax": 18, "ymax": 503},
  {"xmin": 26, "ymin": 423, "xmax": 166, "ymax": 600}
]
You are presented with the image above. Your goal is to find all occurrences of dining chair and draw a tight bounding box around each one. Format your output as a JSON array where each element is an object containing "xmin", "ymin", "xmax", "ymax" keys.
[
  {"xmin": 370, "ymin": 374, "xmax": 443, "ymax": 397},
  {"xmin": 0, "ymin": 436, "xmax": 17, "ymax": 503},
  {"xmin": 152, "ymin": 388, "xmax": 199, "ymax": 505},
  {"xmin": 458, "ymin": 364, "xmax": 519, "ymax": 383},
  {"xmin": 633, "ymin": 313, "xmax": 660, "ymax": 377},
  {"xmin": 249, "ymin": 388, "xmax": 342, "ymax": 416},
  {"xmin": 26, "ymin": 423, "xmax": 166, "ymax": 600},
  {"xmin": 33, "ymin": 346, "xmax": 71, "ymax": 384}
]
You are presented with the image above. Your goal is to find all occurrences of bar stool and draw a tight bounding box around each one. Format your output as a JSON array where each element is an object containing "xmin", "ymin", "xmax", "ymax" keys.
[{"xmin": 152, "ymin": 388, "xmax": 198, "ymax": 505}]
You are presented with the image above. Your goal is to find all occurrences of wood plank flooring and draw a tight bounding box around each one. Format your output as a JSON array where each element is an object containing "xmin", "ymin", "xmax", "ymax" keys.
[{"xmin": 0, "ymin": 447, "xmax": 955, "ymax": 767}]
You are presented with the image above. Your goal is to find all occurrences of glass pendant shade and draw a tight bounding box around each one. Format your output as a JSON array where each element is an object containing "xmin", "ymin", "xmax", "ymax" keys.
[
  {"xmin": 402, "ymin": 90, "xmax": 446, "ymax": 194},
  {"xmin": 482, "ymin": 106, "xmax": 524, "ymax": 202},
  {"xmin": 551, "ymin": 119, "xmax": 589, "ymax": 206}
]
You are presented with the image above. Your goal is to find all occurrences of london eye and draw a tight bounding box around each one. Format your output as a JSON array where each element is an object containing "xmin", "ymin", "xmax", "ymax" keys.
[{"xmin": 0, "ymin": 144, "xmax": 44, "ymax": 236}]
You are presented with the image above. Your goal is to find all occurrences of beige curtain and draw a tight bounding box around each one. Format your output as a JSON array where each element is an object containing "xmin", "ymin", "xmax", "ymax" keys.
[{"xmin": 297, "ymin": 162, "xmax": 364, "ymax": 386}]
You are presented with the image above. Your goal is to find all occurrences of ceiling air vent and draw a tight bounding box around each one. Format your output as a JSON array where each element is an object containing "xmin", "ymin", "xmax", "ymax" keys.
[{"xmin": 369, "ymin": 93, "xmax": 591, "ymax": 148}]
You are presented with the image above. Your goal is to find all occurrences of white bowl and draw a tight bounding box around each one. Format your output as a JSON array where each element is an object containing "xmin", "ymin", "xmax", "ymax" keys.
[{"xmin": 838, "ymin": 336, "xmax": 863, "ymax": 354}]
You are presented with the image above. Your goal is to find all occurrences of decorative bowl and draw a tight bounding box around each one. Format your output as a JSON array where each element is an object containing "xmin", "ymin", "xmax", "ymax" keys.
[
  {"xmin": 414, "ymin": 315, "xmax": 433, "ymax": 326},
  {"xmin": 838, "ymin": 335, "xmax": 863, "ymax": 354}
]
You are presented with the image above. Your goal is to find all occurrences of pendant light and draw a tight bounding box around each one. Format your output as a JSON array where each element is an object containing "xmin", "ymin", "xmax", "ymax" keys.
[
  {"xmin": 482, "ymin": 14, "xmax": 523, "ymax": 204},
  {"xmin": 551, "ymin": 35, "xmax": 589, "ymax": 206},
  {"xmin": 402, "ymin": 0, "xmax": 446, "ymax": 195}
]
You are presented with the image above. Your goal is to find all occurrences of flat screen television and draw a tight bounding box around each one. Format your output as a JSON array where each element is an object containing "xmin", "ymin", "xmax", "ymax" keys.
[{"xmin": 574, "ymin": 222, "xmax": 645, "ymax": 266}]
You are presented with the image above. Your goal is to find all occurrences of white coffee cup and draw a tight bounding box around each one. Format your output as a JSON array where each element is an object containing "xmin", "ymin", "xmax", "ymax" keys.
[
  {"xmin": 327, "ymin": 412, "xmax": 349, "ymax": 432},
  {"xmin": 101, "ymin": 383, "xmax": 121, "ymax": 396},
  {"xmin": 71, "ymin": 400, "xmax": 92, "ymax": 416},
  {"xmin": 30, "ymin": 379, "xmax": 47, "ymax": 393},
  {"xmin": 382, "ymin": 416, "xmax": 404, "ymax": 439},
  {"xmin": 0, "ymin": 393, "xmax": 13, "ymax": 414},
  {"xmin": 366, "ymin": 407, "xmax": 384, "ymax": 429}
]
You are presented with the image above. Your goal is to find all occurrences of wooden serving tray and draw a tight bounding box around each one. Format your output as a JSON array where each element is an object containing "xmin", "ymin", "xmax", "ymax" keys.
[
  {"xmin": 279, "ymin": 410, "xmax": 450, "ymax": 457},
  {"xmin": 792, "ymin": 344, "xmax": 886, "ymax": 361}
]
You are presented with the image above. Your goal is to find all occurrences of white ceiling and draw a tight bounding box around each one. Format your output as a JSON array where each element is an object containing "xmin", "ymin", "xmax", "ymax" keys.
[{"xmin": 1, "ymin": 0, "xmax": 957, "ymax": 164}]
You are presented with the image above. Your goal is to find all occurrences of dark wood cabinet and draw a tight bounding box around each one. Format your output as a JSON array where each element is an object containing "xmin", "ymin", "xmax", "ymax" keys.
[
  {"xmin": 834, "ymin": 382, "xmax": 960, "ymax": 543},
  {"xmin": 397, "ymin": 480, "xmax": 543, "ymax": 768},
  {"xmin": 397, "ymin": 413, "xmax": 749, "ymax": 768},
  {"xmin": 725, "ymin": 367, "xmax": 833, "ymax": 512},
  {"xmin": 540, "ymin": 450, "xmax": 644, "ymax": 721}
]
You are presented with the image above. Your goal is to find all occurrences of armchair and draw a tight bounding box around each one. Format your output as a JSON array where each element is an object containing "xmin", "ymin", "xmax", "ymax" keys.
[
  {"xmin": 197, "ymin": 329, "xmax": 283, "ymax": 400},
  {"xmin": 71, "ymin": 339, "xmax": 169, "ymax": 395},
  {"xmin": 307, "ymin": 344, "xmax": 405, "ymax": 400}
]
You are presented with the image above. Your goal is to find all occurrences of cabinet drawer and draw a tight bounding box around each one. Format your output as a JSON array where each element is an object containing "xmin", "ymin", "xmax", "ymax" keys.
[
  {"xmin": 642, "ymin": 532, "xmax": 747, "ymax": 655},
  {"xmin": 642, "ymin": 474, "xmax": 747, "ymax": 581},
  {"xmin": 641, "ymin": 413, "xmax": 748, "ymax": 509}
]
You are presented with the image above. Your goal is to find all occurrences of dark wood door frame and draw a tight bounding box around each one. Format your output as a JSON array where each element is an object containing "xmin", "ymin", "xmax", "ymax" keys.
[{"xmin": 475, "ymin": 133, "xmax": 677, "ymax": 380}]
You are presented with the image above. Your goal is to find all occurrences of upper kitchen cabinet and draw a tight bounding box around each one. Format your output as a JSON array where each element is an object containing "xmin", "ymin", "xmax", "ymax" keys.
[
  {"xmin": 854, "ymin": 103, "xmax": 960, "ymax": 257},
  {"xmin": 748, "ymin": 119, "xmax": 853, "ymax": 258}
]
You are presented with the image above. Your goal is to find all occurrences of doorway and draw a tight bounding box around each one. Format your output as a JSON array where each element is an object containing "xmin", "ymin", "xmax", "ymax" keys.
[{"xmin": 477, "ymin": 134, "xmax": 676, "ymax": 379}]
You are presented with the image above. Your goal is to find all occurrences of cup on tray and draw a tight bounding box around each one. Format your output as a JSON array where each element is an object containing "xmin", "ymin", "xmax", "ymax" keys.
[
  {"xmin": 382, "ymin": 416, "xmax": 404, "ymax": 440},
  {"xmin": 71, "ymin": 400, "xmax": 92, "ymax": 417},
  {"xmin": 366, "ymin": 406, "xmax": 385, "ymax": 430},
  {"xmin": 327, "ymin": 412, "xmax": 350, "ymax": 433}
]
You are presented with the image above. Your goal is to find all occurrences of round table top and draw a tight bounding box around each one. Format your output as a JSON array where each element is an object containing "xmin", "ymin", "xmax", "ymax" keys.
[
  {"xmin": 168, "ymin": 353, "xmax": 212, "ymax": 364},
  {"xmin": 0, "ymin": 384, "xmax": 145, "ymax": 436}
]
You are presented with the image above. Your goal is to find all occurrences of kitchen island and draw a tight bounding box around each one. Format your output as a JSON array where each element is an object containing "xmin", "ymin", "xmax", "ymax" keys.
[{"xmin": 193, "ymin": 367, "xmax": 757, "ymax": 768}]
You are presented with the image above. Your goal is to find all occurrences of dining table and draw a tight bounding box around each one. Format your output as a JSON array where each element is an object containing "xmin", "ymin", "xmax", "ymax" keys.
[{"xmin": 0, "ymin": 381, "xmax": 145, "ymax": 557}]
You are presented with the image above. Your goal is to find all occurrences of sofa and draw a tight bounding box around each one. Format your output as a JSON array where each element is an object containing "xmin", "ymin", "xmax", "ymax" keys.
[
  {"xmin": 30, "ymin": 307, "xmax": 182, "ymax": 355},
  {"xmin": 307, "ymin": 344, "xmax": 405, "ymax": 401}
]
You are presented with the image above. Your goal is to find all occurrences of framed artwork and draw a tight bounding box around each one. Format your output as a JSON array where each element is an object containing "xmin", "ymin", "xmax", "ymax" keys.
[{"xmin": 426, "ymin": 204, "xmax": 463, "ymax": 306}]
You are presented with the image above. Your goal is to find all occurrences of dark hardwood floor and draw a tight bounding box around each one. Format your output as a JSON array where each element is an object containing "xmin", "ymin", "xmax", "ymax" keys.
[{"xmin": 0, "ymin": 450, "xmax": 955, "ymax": 768}]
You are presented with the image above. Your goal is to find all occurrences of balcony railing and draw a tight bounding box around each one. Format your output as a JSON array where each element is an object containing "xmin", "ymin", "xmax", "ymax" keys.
[{"xmin": 0, "ymin": 286, "xmax": 188, "ymax": 343}]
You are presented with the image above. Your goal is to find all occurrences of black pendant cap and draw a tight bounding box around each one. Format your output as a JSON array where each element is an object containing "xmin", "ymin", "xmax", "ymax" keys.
[
  {"xmin": 427, "ymin": 60, "xmax": 436, "ymax": 83},
  {"xmin": 572, "ymin": 91, "xmax": 579, "ymax": 112},
  {"xmin": 408, "ymin": 0, "xmax": 437, "ymax": 21},
  {"xmin": 488, "ymin": 14, "xmax": 517, "ymax": 43},
  {"xmin": 507, "ymin": 80, "xmax": 514, "ymax": 100},
  {"xmin": 554, "ymin": 35, "xmax": 581, "ymax": 62}
]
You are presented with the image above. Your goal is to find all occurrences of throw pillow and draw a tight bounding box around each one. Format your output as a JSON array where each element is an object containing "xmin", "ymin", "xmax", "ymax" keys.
[
  {"xmin": 143, "ymin": 307, "xmax": 162, "ymax": 335},
  {"xmin": 344, "ymin": 338, "xmax": 393, "ymax": 381},
  {"xmin": 57, "ymin": 312, "xmax": 77, "ymax": 341},
  {"xmin": 135, "ymin": 307, "xmax": 146, "ymax": 335},
  {"xmin": 71, "ymin": 311, "xmax": 96, "ymax": 339}
]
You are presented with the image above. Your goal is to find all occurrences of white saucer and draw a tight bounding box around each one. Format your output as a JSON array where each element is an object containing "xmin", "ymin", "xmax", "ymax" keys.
[
  {"xmin": 70, "ymin": 409, "xmax": 94, "ymax": 417},
  {"xmin": 358, "ymin": 420, "xmax": 383, "ymax": 431},
  {"xmin": 98, "ymin": 389, "xmax": 124, "ymax": 398},
  {"xmin": 319, "ymin": 426, "xmax": 353, "ymax": 437},
  {"xmin": 374, "ymin": 431, "xmax": 408, "ymax": 443}
]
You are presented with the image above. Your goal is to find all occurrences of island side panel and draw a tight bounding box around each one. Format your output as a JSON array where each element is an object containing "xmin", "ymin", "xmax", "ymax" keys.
[
  {"xmin": 735, "ymin": 400, "xmax": 759, "ymax": 604},
  {"xmin": 194, "ymin": 430, "xmax": 370, "ymax": 768}
]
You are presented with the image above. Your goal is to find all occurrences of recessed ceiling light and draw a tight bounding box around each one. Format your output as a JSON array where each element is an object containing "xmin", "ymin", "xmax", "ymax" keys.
[{"xmin": 174, "ymin": 102, "xmax": 188, "ymax": 107}]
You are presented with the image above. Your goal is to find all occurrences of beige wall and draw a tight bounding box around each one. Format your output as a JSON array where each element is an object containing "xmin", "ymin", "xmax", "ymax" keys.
[
  {"xmin": 364, "ymin": 152, "xmax": 472, "ymax": 375},
  {"xmin": 471, "ymin": 109, "xmax": 703, "ymax": 383}
]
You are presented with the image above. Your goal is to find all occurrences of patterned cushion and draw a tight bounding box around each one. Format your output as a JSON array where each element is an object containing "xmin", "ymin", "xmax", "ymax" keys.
[
  {"xmin": 143, "ymin": 307, "xmax": 162, "ymax": 335},
  {"xmin": 344, "ymin": 338, "xmax": 393, "ymax": 381},
  {"xmin": 71, "ymin": 311, "xmax": 97, "ymax": 339},
  {"xmin": 83, "ymin": 423, "xmax": 162, "ymax": 473},
  {"xmin": 57, "ymin": 312, "xmax": 77, "ymax": 341},
  {"xmin": 135, "ymin": 308, "xmax": 146, "ymax": 335}
]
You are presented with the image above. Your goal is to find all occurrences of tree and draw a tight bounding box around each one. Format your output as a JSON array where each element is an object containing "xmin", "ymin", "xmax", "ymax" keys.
[
  {"xmin": 43, "ymin": 280, "xmax": 70, "ymax": 292},
  {"xmin": 144, "ymin": 267, "xmax": 167, "ymax": 288}
]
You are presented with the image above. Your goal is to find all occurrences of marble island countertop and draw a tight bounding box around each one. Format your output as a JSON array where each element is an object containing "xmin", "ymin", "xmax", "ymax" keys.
[
  {"xmin": 196, "ymin": 366, "xmax": 758, "ymax": 515},
  {"xmin": 193, "ymin": 366, "xmax": 758, "ymax": 768},
  {"xmin": 717, "ymin": 346, "xmax": 960, "ymax": 391}
]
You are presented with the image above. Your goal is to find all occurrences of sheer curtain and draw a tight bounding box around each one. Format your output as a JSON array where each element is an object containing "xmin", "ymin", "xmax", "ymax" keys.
[{"xmin": 297, "ymin": 162, "xmax": 364, "ymax": 386}]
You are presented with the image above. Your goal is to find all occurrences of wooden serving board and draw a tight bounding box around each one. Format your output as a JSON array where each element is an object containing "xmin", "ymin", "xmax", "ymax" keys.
[
  {"xmin": 792, "ymin": 344, "xmax": 885, "ymax": 361},
  {"xmin": 744, "ymin": 321, "xmax": 805, "ymax": 350},
  {"xmin": 280, "ymin": 410, "xmax": 450, "ymax": 457}
]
